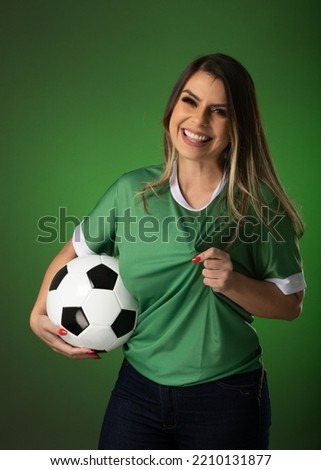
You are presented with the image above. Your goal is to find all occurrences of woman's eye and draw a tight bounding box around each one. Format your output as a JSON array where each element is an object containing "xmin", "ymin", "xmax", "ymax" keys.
[
  {"xmin": 211, "ymin": 107, "xmax": 227, "ymax": 116},
  {"xmin": 181, "ymin": 96, "xmax": 197, "ymax": 107}
]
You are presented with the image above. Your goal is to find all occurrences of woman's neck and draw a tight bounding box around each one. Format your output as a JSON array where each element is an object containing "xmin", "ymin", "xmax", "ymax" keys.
[{"xmin": 176, "ymin": 158, "xmax": 224, "ymax": 209}]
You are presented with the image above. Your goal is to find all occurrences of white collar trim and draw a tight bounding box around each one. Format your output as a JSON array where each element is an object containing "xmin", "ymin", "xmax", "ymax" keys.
[{"xmin": 169, "ymin": 160, "xmax": 226, "ymax": 211}]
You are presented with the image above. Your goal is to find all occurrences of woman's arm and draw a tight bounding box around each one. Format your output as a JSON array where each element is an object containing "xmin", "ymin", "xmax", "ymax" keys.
[
  {"xmin": 30, "ymin": 240, "xmax": 100, "ymax": 359},
  {"xmin": 192, "ymin": 247, "xmax": 304, "ymax": 320}
]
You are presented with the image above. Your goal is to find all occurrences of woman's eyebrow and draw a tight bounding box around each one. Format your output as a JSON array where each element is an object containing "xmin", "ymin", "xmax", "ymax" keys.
[
  {"xmin": 181, "ymin": 88, "xmax": 227, "ymax": 108},
  {"xmin": 181, "ymin": 89, "xmax": 200, "ymax": 101}
]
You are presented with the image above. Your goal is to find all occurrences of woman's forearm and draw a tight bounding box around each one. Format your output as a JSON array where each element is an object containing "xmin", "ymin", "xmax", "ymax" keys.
[
  {"xmin": 194, "ymin": 247, "xmax": 304, "ymax": 320},
  {"xmin": 30, "ymin": 240, "xmax": 77, "ymax": 326},
  {"xmin": 222, "ymin": 272, "xmax": 304, "ymax": 320}
]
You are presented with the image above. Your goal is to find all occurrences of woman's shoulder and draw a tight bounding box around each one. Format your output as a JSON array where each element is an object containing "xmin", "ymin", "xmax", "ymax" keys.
[{"xmin": 118, "ymin": 164, "xmax": 164, "ymax": 186}]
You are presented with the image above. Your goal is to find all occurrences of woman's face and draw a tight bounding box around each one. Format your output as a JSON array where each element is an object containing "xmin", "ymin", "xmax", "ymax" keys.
[{"xmin": 169, "ymin": 71, "xmax": 230, "ymax": 165}]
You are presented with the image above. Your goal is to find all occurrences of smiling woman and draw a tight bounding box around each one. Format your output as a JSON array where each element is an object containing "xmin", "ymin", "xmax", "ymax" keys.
[
  {"xmin": 169, "ymin": 72, "xmax": 230, "ymax": 166},
  {"xmin": 167, "ymin": 72, "xmax": 230, "ymax": 209},
  {"xmin": 30, "ymin": 53, "xmax": 306, "ymax": 450}
]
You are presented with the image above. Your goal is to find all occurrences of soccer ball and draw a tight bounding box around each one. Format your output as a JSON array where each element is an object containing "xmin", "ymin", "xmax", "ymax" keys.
[{"xmin": 46, "ymin": 255, "xmax": 138, "ymax": 352}]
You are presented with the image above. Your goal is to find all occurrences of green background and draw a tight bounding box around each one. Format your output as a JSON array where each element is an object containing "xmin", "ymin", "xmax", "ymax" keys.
[{"xmin": 1, "ymin": 0, "xmax": 320, "ymax": 450}]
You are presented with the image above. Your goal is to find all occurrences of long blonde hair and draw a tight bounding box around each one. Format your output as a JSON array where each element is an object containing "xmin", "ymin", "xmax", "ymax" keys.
[{"xmin": 140, "ymin": 53, "xmax": 304, "ymax": 237}]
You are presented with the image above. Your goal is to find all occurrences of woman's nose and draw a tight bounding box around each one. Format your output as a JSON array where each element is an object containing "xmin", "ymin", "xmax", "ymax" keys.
[{"xmin": 191, "ymin": 107, "xmax": 209, "ymax": 127}]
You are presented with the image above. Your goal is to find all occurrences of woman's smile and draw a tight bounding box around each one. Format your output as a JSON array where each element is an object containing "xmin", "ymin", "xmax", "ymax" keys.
[{"xmin": 181, "ymin": 128, "xmax": 213, "ymax": 145}]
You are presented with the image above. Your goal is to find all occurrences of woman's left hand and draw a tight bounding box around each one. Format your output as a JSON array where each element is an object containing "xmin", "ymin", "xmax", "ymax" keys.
[
  {"xmin": 192, "ymin": 247, "xmax": 234, "ymax": 293},
  {"xmin": 192, "ymin": 247, "xmax": 304, "ymax": 320}
]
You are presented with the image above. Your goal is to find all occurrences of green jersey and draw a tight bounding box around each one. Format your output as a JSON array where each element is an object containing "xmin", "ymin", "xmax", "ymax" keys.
[{"xmin": 73, "ymin": 164, "xmax": 306, "ymax": 386}]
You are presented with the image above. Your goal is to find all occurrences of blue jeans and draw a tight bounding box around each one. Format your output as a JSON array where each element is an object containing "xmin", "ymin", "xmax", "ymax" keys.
[{"xmin": 98, "ymin": 360, "xmax": 271, "ymax": 450}]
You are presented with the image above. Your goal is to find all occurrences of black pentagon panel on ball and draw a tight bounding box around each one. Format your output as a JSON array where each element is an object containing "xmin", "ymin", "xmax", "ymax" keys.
[
  {"xmin": 112, "ymin": 310, "xmax": 136, "ymax": 337},
  {"xmin": 49, "ymin": 265, "xmax": 68, "ymax": 291},
  {"xmin": 87, "ymin": 263, "xmax": 118, "ymax": 290},
  {"xmin": 61, "ymin": 307, "xmax": 89, "ymax": 336}
]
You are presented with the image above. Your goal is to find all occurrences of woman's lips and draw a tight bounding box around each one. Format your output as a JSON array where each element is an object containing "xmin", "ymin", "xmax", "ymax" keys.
[{"xmin": 181, "ymin": 128, "xmax": 212, "ymax": 146}]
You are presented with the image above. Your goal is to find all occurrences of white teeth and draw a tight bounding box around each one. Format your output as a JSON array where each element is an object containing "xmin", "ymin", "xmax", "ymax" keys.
[{"xmin": 184, "ymin": 129, "xmax": 210, "ymax": 142}]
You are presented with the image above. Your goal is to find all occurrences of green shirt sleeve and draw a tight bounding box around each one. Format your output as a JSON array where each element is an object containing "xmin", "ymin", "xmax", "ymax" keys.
[
  {"xmin": 80, "ymin": 177, "xmax": 121, "ymax": 257},
  {"xmin": 250, "ymin": 198, "xmax": 306, "ymax": 294}
]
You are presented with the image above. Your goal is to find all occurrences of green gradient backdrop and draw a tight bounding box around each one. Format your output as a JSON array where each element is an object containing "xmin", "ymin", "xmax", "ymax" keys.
[{"xmin": 1, "ymin": 0, "xmax": 320, "ymax": 450}]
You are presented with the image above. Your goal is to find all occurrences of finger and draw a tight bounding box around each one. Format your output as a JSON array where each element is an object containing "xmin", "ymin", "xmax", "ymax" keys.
[
  {"xmin": 52, "ymin": 340, "xmax": 102, "ymax": 360},
  {"xmin": 58, "ymin": 327, "xmax": 68, "ymax": 336},
  {"xmin": 203, "ymin": 277, "xmax": 224, "ymax": 290},
  {"xmin": 192, "ymin": 247, "xmax": 227, "ymax": 263},
  {"xmin": 203, "ymin": 277, "xmax": 231, "ymax": 293},
  {"xmin": 51, "ymin": 327, "xmax": 101, "ymax": 359},
  {"xmin": 203, "ymin": 259, "xmax": 225, "ymax": 270},
  {"xmin": 202, "ymin": 268, "xmax": 220, "ymax": 279}
]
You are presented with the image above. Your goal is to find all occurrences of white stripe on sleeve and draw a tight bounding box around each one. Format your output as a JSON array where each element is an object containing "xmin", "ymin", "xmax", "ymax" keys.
[
  {"xmin": 265, "ymin": 272, "xmax": 307, "ymax": 295},
  {"xmin": 72, "ymin": 224, "xmax": 96, "ymax": 257}
]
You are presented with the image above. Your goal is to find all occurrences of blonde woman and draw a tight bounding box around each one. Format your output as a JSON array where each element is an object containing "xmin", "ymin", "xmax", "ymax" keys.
[{"xmin": 30, "ymin": 53, "xmax": 306, "ymax": 449}]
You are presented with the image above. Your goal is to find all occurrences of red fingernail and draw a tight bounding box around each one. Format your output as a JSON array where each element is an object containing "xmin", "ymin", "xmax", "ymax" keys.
[
  {"xmin": 87, "ymin": 351, "xmax": 101, "ymax": 359},
  {"xmin": 192, "ymin": 256, "xmax": 201, "ymax": 263},
  {"xmin": 58, "ymin": 328, "xmax": 68, "ymax": 336}
]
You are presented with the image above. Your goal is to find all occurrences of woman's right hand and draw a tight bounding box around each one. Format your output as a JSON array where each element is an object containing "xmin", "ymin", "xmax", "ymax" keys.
[{"xmin": 30, "ymin": 311, "xmax": 101, "ymax": 360}]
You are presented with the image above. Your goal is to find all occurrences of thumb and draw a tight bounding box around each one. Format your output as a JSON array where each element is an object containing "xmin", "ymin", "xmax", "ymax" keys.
[{"xmin": 192, "ymin": 247, "xmax": 225, "ymax": 263}]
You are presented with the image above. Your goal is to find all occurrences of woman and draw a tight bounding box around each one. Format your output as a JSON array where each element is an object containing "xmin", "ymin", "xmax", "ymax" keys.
[{"xmin": 30, "ymin": 53, "xmax": 306, "ymax": 450}]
